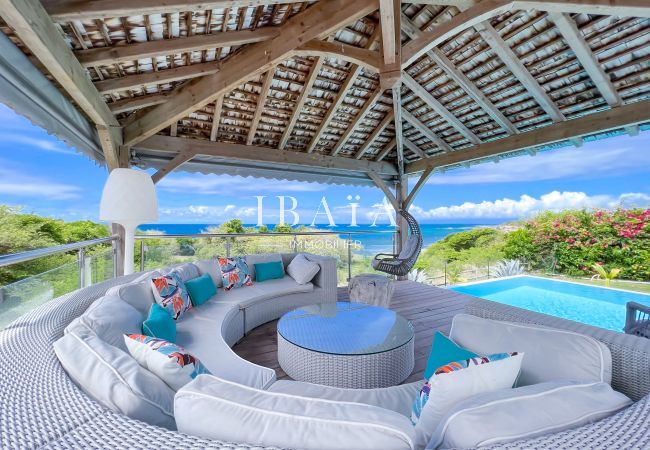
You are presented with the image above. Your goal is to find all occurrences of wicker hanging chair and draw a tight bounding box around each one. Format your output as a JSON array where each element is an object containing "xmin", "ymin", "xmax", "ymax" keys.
[{"xmin": 372, "ymin": 209, "xmax": 423, "ymax": 277}]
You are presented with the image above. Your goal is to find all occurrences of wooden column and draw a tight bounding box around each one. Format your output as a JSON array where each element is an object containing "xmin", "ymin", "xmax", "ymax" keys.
[{"xmin": 395, "ymin": 176, "xmax": 409, "ymax": 280}]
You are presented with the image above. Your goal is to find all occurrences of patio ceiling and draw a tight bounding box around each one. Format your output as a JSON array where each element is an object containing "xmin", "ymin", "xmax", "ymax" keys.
[{"xmin": 0, "ymin": 0, "xmax": 649, "ymax": 188}]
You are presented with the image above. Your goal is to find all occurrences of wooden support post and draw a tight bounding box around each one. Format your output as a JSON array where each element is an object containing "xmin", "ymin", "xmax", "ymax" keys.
[
  {"xmin": 395, "ymin": 176, "xmax": 409, "ymax": 280},
  {"xmin": 112, "ymin": 223, "xmax": 126, "ymax": 277}
]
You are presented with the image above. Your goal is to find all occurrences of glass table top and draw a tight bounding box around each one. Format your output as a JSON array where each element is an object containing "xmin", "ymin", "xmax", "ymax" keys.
[{"xmin": 277, "ymin": 302, "xmax": 414, "ymax": 355}]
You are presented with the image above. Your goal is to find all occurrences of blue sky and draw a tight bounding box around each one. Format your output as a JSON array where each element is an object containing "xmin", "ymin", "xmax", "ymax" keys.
[{"xmin": 1, "ymin": 102, "xmax": 649, "ymax": 226}]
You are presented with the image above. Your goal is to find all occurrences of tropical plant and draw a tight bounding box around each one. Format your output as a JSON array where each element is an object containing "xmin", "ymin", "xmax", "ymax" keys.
[
  {"xmin": 591, "ymin": 263, "xmax": 621, "ymax": 287},
  {"xmin": 408, "ymin": 268, "xmax": 432, "ymax": 284},
  {"xmin": 491, "ymin": 259, "xmax": 526, "ymax": 278}
]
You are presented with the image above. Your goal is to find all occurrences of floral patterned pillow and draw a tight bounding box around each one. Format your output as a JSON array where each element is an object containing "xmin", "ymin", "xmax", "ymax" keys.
[
  {"xmin": 150, "ymin": 271, "xmax": 192, "ymax": 320},
  {"xmin": 218, "ymin": 256, "xmax": 253, "ymax": 290},
  {"xmin": 124, "ymin": 334, "xmax": 209, "ymax": 391}
]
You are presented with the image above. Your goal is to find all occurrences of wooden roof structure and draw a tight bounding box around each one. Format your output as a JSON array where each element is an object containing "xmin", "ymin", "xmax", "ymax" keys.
[{"xmin": 0, "ymin": 0, "xmax": 649, "ymax": 190}]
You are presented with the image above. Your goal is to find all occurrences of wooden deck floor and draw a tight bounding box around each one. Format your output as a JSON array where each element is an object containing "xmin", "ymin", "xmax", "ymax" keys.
[{"xmin": 232, "ymin": 281, "xmax": 470, "ymax": 384}]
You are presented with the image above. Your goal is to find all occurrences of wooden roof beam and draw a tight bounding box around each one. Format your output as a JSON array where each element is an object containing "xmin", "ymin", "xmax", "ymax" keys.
[
  {"xmin": 375, "ymin": 138, "xmax": 396, "ymax": 161},
  {"xmin": 246, "ymin": 68, "xmax": 276, "ymax": 145},
  {"xmin": 367, "ymin": 170, "xmax": 400, "ymax": 212},
  {"xmin": 403, "ymin": 137, "xmax": 427, "ymax": 160},
  {"xmin": 278, "ymin": 56, "xmax": 325, "ymax": 150},
  {"xmin": 402, "ymin": 72, "xmax": 481, "ymax": 144},
  {"xmin": 404, "ymin": 165, "xmax": 435, "ymax": 209},
  {"xmin": 136, "ymin": 135, "xmax": 399, "ymax": 176},
  {"xmin": 294, "ymin": 40, "xmax": 382, "ymax": 73},
  {"xmin": 392, "ymin": 86, "xmax": 405, "ymax": 175},
  {"xmin": 401, "ymin": 108, "xmax": 452, "ymax": 153},
  {"xmin": 109, "ymin": 94, "xmax": 168, "ymax": 114},
  {"xmin": 123, "ymin": 0, "xmax": 378, "ymax": 146},
  {"xmin": 475, "ymin": 21, "xmax": 565, "ymax": 123},
  {"xmin": 354, "ymin": 111, "xmax": 395, "ymax": 159},
  {"xmin": 305, "ymin": 26, "xmax": 381, "ymax": 154},
  {"xmin": 380, "ymin": 0, "xmax": 397, "ymax": 66},
  {"xmin": 44, "ymin": 1, "xmax": 309, "ymax": 21},
  {"xmin": 0, "ymin": 0, "xmax": 122, "ymax": 169},
  {"xmin": 151, "ymin": 151, "xmax": 194, "ymax": 184},
  {"xmin": 330, "ymin": 89, "xmax": 384, "ymax": 156},
  {"xmin": 210, "ymin": 95, "xmax": 224, "ymax": 141},
  {"xmin": 401, "ymin": 13, "xmax": 518, "ymax": 135},
  {"xmin": 405, "ymin": 100, "xmax": 650, "ymax": 174},
  {"xmin": 77, "ymin": 29, "xmax": 279, "ymax": 67},
  {"xmin": 548, "ymin": 12, "xmax": 622, "ymax": 108}
]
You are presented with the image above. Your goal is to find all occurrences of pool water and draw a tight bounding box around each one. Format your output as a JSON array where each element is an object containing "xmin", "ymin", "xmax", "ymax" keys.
[{"xmin": 451, "ymin": 276, "xmax": 650, "ymax": 332}]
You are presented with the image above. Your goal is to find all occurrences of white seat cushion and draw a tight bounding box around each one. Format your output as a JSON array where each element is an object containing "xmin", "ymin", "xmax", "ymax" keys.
[
  {"xmin": 450, "ymin": 314, "xmax": 612, "ymax": 386},
  {"xmin": 54, "ymin": 329, "xmax": 175, "ymax": 429},
  {"xmin": 218, "ymin": 276, "xmax": 313, "ymax": 308},
  {"xmin": 175, "ymin": 301, "xmax": 276, "ymax": 389},
  {"xmin": 175, "ymin": 375, "xmax": 417, "ymax": 450},
  {"xmin": 268, "ymin": 379, "xmax": 422, "ymax": 417},
  {"xmin": 428, "ymin": 380, "xmax": 632, "ymax": 449}
]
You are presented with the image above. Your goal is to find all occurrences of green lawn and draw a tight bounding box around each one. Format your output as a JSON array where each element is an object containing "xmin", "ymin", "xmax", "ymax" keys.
[{"xmin": 539, "ymin": 274, "xmax": 650, "ymax": 294}]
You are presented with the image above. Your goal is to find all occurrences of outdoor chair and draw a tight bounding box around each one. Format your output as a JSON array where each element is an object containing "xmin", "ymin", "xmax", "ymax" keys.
[
  {"xmin": 372, "ymin": 210, "xmax": 423, "ymax": 277},
  {"xmin": 625, "ymin": 301, "xmax": 650, "ymax": 339}
]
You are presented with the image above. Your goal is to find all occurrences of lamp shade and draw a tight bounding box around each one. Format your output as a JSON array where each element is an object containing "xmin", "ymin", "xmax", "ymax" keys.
[{"xmin": 100, "ymin": 168, "xmax": 158, "ymax": 224}]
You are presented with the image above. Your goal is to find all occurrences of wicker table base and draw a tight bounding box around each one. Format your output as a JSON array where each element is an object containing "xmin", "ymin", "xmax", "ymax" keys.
[{"xmin": 277, "ymin": 332, "xmax": 414, "ymax": 389}]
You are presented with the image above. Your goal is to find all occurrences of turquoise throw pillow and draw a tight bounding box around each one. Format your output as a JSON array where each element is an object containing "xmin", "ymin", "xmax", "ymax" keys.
[
  {"xmin": 142, "ymin": 303, "xmax": 176, "ymax": 343},
  {"xmin": 424, "ymin": 331, "xmax": 478, "ymax": 379},
  {"xmin": 185, "ymin": 273, "xmax": 217, "ymax": 306},
  {"xmin": 254, "ymin": 261, "xmax": 284, "ymax": 282}
]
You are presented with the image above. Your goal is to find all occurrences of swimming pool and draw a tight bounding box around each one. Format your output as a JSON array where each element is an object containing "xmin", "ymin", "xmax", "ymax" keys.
[{"xmin": 450, "ymin": 276, "xmax": 650, "ymax": 332}]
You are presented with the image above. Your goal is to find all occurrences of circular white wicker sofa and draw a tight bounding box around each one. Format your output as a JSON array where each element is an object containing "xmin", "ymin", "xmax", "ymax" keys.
[{"xmin": 1, "ymin": 269, "xmax": 650, "ymax": 449}]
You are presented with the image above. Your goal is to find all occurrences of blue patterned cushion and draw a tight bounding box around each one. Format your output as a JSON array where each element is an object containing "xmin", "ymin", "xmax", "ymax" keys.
[
  {"xmin": 150, "ymin": 271, "xmax": 192, "ymax": 320},
  {"xmin": 125, "ymin": 334, "xmax": 209, "ymax": 391},
  {"xmin": 218, "ymin": 256, "xmax": 253, "ymax": 290},
  {"xmin": 412, "ymin": 352, "xmax": 519, "ymax": 424}
]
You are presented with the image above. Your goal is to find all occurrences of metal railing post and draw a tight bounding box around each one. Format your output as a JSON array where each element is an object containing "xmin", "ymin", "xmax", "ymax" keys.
[
  {"xmin": 140, "ymin": 239, "xmax": 145, "ymax": 272},
  {"xmin": 111, "ymin": 239, "xmax": 118, "ymax": 278},
  {"xmin": 487, "ymin": 260, "xmax": 490, "ymax": 278},
  {"xmin": 444, "ymin": 261, "xmax": 447, "ymax": 286},
  {"xmin": 292, "ymin": 234, "xmax": 298, "ymax": 253},
  {"xmin": 226, "ymin": 236, "xmax": 232, "ymax": 258},
  {"xmin": 78, "ymin": 247, "xmax": 85, "ymax": 289},
  {"xmin": 347, "ymin": 233, "xmax": 352, "ymax": 281}
]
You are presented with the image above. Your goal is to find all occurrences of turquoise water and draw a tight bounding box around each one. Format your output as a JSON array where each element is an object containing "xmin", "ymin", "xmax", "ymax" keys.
[{"xmin": 451, "ymin": 276, "xmax": 650, "ymax": 332}]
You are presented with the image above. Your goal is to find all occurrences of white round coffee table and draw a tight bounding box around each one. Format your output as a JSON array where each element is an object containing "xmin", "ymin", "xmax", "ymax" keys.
[{"xmin": 277, "ymin": 302, "xmax": 414, "ymax": 389}]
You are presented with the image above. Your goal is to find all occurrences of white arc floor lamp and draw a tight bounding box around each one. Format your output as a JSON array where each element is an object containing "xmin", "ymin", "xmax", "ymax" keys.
[{"xmin": 100, "ymin": 168, "xmax": 158, "ymax": 275}]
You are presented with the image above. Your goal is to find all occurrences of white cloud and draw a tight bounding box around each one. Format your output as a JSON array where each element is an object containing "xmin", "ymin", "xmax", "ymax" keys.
[
  {"xmin": 0, "ymin": 166, "xmax": 82, "ymax": 200},
  {"xmin": 424, "ymin": 133, "xmax": 650, "ymax": 185},
  {"xmin": 410, "ymin": 191, "xmax": 650, "ymax": 220},
  {"xmin": 1, "ymin": 134, "xmax": 78, "ymax": 155},
  {"xmin": 159, "ymin": 204, "xmax": 258, "ymax": 222},
  {"xmin": 158, "ymin": 173, "xmax": 327, "ymax": 194}
]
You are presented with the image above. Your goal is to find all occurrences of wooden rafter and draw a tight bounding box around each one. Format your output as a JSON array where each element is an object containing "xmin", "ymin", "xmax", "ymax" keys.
[
  {"xmin": 123, "ymin": 0, "xmax": 378, "ymax": 146},
  {"xmin": 404, "ymin": 165, "xmax": 435, "ymax": 209},
  {"xmin": 367, "ymin": 170, "xmax": 400, "ymax": 212},
  {"xmin": 401, "ymin": 13, "xmax": 518, "ymax": 135},
  {"xmin": 330, "ymin": 88, "xmax": 384, "ymax": 156},
  {"xmin": 0, "ymin": 0, "xmax": 122, "ymax": 169},
  {"xmin": 278, "ymin": 56, "xmax": 325, "ymax": 149},
  {"xmin": 475, "ymin": 22, "xmax": 565, "ymax": 123},
  {"xmin": 109, "ymin": 94, "xmax": 168, "ymax": 114},
  {"xmin": 136, "ymin": 135, "xmax": 399, "ymax": 175},
  {"xmin": 402, "ymin": 72, "xmax": 481, "ymax": 144},
  {"xmin": 76, "ymin": 29, "xmax": 279, "ymax": 67},
  {"xmin": 151, "ymin": 151, "xmax": 194, "ymax": 183},
  {"xmin": 392, "ymin": 86, "xmax": 405, "ymax": 175},
  {"xmin": 375, "ymin": 138, "xmax": 396, "ymax": 162},
  {"xmin": 403, "ymin": 137, "xmax": 427, "ymax": 160},
  {"xmin": 246, "ymin": 68, "xmax": 276, "ymax": 145},
  {"xmin": 354, "ymin": 111, "xmax": 395, "ymax": 159},
  {"xmin": 210, "ymin": 95, "xmax": 224, "ymax": 141},
  {"xmin": 379, "ymin": 0, "xmax": 397, "ymax": 66},
  {"xmin": 548, "ymin": 12, "xmax": 622, "ymax": 107},
  {"xmin": 294, "ymin": 40, "xmax": 382, "ymax": 73},
  {"xmin": 305, "ymin": 26, "xmax": 380, "ymax": 154},
  {"xmin": 406, "ymin": 101, "xmax": 650, "ymax": 174},
  {"xmin": 401, "ymin": 108, "xmax": 452, "ymax": 153}
]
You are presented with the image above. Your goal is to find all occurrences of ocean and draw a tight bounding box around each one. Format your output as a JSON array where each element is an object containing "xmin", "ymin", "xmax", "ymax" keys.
[{"xmin": 137, "ymin": 223, "xmax": 484, "ymax": 255}]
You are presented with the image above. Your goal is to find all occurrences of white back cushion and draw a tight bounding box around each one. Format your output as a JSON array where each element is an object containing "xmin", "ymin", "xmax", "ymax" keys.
[
  {"xmin": 286, "ymin": 253, "xmax": 320, "ymax": 284},
  {"xmin": 106, "ymin": 280, "xmax": 156, "ymax": 316},
  {"xmin": 246, "ymin": 253, "xmax": 284, "ymax": 280},
  {"xmin": 54, "ymin": 329, "xmax": 175, "ymax": 429},
  {"xmin": 428, "ymin": 380, "xmax": 631, "ymax": 449},
  {"xmin": 80, "ymin": 295, "xmax": 143, "ymax": 351},
  {"xmin": 194, "ymin": 259, "xmax": 223, "ymax": 288},
  {"xmin": 175, "ymin": 375, "xmax": 416, "ymax": 450},
  {"xmin": 161, "ymin": 263, "xmax": 199, "ymax": 282},
  {"xmin": 414, "ymin": 353, "xmax": 523, "ymax": 449},
  {"xmin": 450, "ymin": 314, "xmax": 612, "ymax": 386}
]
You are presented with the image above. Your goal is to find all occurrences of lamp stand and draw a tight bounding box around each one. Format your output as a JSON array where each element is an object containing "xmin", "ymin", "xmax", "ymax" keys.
[{"xmin": 122, "ymin": 223, "xmax": 137, "ymax": 275}]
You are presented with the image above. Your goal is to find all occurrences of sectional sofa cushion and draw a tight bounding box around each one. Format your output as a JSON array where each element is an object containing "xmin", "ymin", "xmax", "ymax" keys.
[
  {"xmin": 151, "ymin": 272, "xmax": 192, "ymax": 320},
  {"xmin": 142, "ymin": 303, "xmax": 176, "ymax": 342},
  {"xmin": 428, "ymin": 380, "xmax": 632, "ymax": 449},
  {"xmin": 194, "ymin": 259, "xmax": 223, "ymax": 288},
  {"xmin": 424, "ymin": 332, "xmax": 477, "ymax": 379},
  {"xmin": 105, "ymin": 271, "xmax": 160, "ymax": 316},
  {"xmin": 450, "ymin": 314, "xmax": 612, "ymax": 386},
  {"xmin": 124, "ymin": 334, "xmax": 209, "ymax": 391},
  {"xmin": 79, "ymin": 295, "xmax": 144, "ymax": 351},
  {"xmin": 54, "ymin": 329, "xmax": 175, "ymax": 430},
  {"xmin": 175, "ymin": 375, "xmax": 417, "ymax": 450},
  {"xmin": 184, "ymin": 273, "xmax": 216, "ymax": 306},
  {"xmin": 413, "ymin": 352, "xmax": 523, "ymax": 449},
  {"xmin": 218, "ymin": 256, "xmax": 253, "ymax": 290},
  {"xmin": 162, "ymin": 263, "xmax": 200, "ymax": 282},
  {"xmin": 246, "ymin": 253, "xmax": 284, "ymax": 280},
  {"xmin": 287, "ymin": 253, "xmax": 320, "ymax": 284}
]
